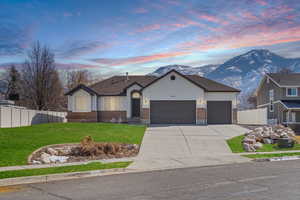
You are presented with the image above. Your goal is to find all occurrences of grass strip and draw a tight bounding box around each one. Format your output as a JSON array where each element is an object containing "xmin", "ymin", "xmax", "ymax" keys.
[
  {"xmin": 243, "ymin": 152, "xmax": 300, "ymax": 159},
  {"xmin": 0, "ymin": 161, "xmax": 131, "ymax": 179}
]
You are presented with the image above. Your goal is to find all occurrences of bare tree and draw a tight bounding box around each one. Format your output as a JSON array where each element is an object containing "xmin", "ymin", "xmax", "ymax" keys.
[
  {"xmin": 21, "ymin": 41, "xmax": 64, "ymax": 110},
  {"xmin": 66, "ymin": 70, "xmax": 94, "ymax": 90}
]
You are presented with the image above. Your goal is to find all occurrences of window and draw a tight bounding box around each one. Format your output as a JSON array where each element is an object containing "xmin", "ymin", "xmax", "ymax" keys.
[
  {"xmin": 292, "ymin": 112, "xmax": 296, "ymax": 122},
  {"xmin": 286, "ymin": 88, "xmax": 298, "ymax": 97},
  {"xmin": 269, "ymin": 101, "xmax": 274, "ymax": 112},
  {"xmin": 131, "ymin": 92, "xmax": 140, "ymax": 99},
  {"xmin": 286, "ymin": 112, "xmax": 296, "ymax": 122},
  {"xmin": 170, "ymin": 75, "xmax": 176, "ymax": 80},
  {"xmin": 269, "ymin": 89, "xmax": 274, "ymax": 101}
]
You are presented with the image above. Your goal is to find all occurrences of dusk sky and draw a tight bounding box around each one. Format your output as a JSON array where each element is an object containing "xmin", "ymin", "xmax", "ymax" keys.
[{"xmin": 1, "ymin": 0, "xmax": 300, "ymax": 76}]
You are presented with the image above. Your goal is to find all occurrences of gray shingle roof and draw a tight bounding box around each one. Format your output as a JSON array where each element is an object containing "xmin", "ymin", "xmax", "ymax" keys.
[
  {"xmin": 66, "ymin": 71, "xmax": 240, "ymax": 96},
  {"xmin": 268, "ymin": 73, "xmax": 300, "ymax": 86},
  {"xmin": 281, "ymin": 100, "xmax": 300, "ymax": 109}
]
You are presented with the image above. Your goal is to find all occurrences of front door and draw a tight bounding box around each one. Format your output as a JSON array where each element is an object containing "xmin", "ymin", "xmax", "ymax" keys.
[{"xmin": 131, "ymin": 99, "xmax": 140, "ymax": 117}]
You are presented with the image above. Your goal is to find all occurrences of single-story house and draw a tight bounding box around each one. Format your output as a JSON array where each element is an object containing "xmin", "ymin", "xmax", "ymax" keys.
[{"xmin": 65, "ymin": 70, "xmax": 240, "ymax": 124}]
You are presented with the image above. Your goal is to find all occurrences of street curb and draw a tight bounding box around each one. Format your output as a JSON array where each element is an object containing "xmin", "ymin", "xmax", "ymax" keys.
[
  {"xmin": 254, "ymin": 156, "xmax": 300, "ymax": 162},
  {"xmin": 0, "ymin": 168, "xmax": 127, "ymax": 187},
  {"xmin": 0, "ymin": 161, "xmax": 254, "ymax": 187}
]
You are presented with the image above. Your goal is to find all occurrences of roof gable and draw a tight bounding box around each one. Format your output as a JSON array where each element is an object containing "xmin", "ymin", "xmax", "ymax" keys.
[
  {"xmin": 65, "ymin": 84, "xmax": 97, "ymax": 96},
  {"xmin": 142, "ymin": 69, "xmax": 207, "ymax": 91}
]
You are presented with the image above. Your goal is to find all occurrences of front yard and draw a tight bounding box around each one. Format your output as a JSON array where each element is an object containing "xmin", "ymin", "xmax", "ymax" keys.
[
  {"xmin": 0, "ymin": 123, "xmax": 146, "ymax": 167},
  {"xmin": 227, "ymin": 135, "xmax": 300, "ymax": 153}
]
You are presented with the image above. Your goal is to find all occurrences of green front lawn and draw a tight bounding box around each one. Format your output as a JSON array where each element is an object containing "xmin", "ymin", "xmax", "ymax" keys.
[
  {"xmin": 0, "ymin": 161, "xmax": 131, "ymax": 179},
  {"xmin": 227, "ymin": 135, "xmax": 300, "ymax": 153},
  {"xmin": 0, "ymin": 123, "xmax": 146, "ymax": 167},
  {"xmin": 243, "ymin": 152, "xmax": 300, "ymax": 159}
]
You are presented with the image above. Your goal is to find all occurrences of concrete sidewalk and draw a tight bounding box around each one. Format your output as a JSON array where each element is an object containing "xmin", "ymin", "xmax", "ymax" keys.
[{"xmin": 129, "ymin": 125, "xmax": 250, "ymax": 170}]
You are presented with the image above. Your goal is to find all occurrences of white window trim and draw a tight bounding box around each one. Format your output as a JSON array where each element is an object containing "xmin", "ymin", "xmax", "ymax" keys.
[{"xmin": 286, "ymin": 87, "xmax": 298, "ymax": 97}]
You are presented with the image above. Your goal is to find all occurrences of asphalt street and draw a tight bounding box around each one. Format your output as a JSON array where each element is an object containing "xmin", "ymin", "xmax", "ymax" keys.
[{"xmin": 1, "ymin": 160, "xmax": 300, "ymax": 200}]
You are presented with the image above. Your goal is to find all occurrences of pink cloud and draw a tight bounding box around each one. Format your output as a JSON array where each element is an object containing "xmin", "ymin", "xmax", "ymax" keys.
[
  {"xmin": 136, "ymin": 24, "xmax": 161, "ymax": 32},
  {"xmin": 133, "ymin": 7, "xmax": 148, "ymax": 14},
  {"xmin": 261, "ymin": 5, "xmax": 293, "ymax": 18},
  {"xmin": 176, "ymin": 25, "xmax": 300, "ymax": 52},
  {"xmin": 63, "ymin": 12, "xmax": 73, "ymax": 17},
  {"xmin": 255, "ymin": 0, "xmax": 268, "ymax": 6},
  {"xmin": 241, "ymin": 11, "xmax": 259, "ymax": 21},
  {"xmin": 197, "ymin": 14, "xmax": 229, "ymax": 25},
  {"xmin": 90, "ymin": 51, "xmax": 188, "ymax": 66},
  {"xmin": 55, "ymin": 63, "xmax": 101, "ymax": 69}
]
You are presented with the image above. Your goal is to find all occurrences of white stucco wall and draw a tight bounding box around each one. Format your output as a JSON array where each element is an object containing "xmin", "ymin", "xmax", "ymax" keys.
[
  {"xmin": 205, "ymin": 92, "xmax": 239, "ymax": 108},
  {"xmin": 142, "ymin": 72, "xmax": 205, "ymax": 108},
  {"xmin": 98, "ymin": 96, "xmax": 127, "ymax": 111},
  {"xmin": 68, "ymin": 89, "xmax": 94, "ymax": 112}
]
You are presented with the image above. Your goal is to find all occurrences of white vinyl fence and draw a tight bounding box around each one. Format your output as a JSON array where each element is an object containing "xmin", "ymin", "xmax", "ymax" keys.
[
  {"xmin": 237, "ymin": 108, "xmax": 268, "ymax": 125},
  {"xmin": 0, "ymin": 106, "xmax": 67, "ymax": 128}
]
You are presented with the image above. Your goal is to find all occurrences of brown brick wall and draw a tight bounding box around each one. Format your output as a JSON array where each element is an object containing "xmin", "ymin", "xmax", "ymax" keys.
[
  {"xmin": 98, "ymin": 111, "xmax": 127, "ymax": 123},
  {"xmin": 141, "ymin": 108, "xmax": 150, "ymax": 124},
  {"xmin": 67, "ymin": 112, "xmax": 98, "ymax": 122},
  {"xmin": 196, "ymin": 108, "xmax": 206, "ymax": 124},
  {"xmin": 232, "ymin": 108, "xmax": 237, "ymax": 124}
]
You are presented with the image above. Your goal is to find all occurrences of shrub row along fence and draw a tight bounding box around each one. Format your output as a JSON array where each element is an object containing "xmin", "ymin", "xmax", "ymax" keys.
[
  {"xmin": 237, "ymin": 107, "xmax": 268, "ymax": 125},
  {"xmin": 0, "ymin": 106, "xmax": 67, "ymax": 128}
]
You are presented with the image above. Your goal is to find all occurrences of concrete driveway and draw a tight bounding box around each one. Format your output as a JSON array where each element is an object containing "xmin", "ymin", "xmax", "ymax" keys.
[{"xmin": 129, "ymin": 125, "xmax": 250, "ymax": 171}]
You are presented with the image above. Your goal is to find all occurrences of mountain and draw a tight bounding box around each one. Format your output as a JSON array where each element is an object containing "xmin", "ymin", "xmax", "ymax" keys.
[
  {"xmin": 150, "ymin": 49, "xmax": 300, "ymax": 108},
  {"xmin": 150, "ymin": 64, "xmax": 219, "ymax": 76}
]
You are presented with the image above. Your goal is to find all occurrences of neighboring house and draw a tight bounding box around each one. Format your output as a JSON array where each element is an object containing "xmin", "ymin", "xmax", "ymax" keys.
[
  {"xmin": 256, "ymin": 73, "xmax": 300, "ymax": 132},
  {"xmin": 65, "ymin": 70, "xmax": 240, "ymax": 125}
]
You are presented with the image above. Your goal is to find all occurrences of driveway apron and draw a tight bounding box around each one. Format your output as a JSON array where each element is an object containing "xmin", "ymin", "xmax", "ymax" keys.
[{"xmin": 128, "ymin": 125, "xmax": 250, "ymax": 171}]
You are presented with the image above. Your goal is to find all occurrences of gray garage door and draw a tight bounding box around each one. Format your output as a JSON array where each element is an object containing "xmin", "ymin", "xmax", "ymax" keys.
[
  {"xmin": 150, "ymin": 101, "xmax": 196, "ymax": 124},
  {"xmin": 207, "ymin": 101, "xmax": 232, "ymax": 124}
]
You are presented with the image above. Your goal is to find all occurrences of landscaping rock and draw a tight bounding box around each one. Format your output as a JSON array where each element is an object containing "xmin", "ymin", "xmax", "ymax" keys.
[
  {"xmin": 243, "ymin": 143, "xmax": 256, "ymax": 152},
  {"xmin": 254, "ymin": 142, "xmax": 263, "ymax": 149},
  {"xmin": 47, "ymin": 148, "xmax": 58, "ymax": 156},
  {"xmin": 263, "ymin": 138, "xmax": 273, "ymax": 144},
  {"xmin": 242, "ymin": 125, "xmax": 296, "ymax": 152},
  {"xmin": 48, "ymin": 155, "xmax": 69, "ymax": 163},
  {"xmin": 41, "ymin": 152, "xmax": 51, "ymax": 164},
  {"xmin": 29, "ymin": 136, "xmax": 140, "ymax": 165}
]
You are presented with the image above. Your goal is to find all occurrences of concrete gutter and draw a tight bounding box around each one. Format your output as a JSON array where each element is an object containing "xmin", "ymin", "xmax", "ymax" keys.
[
  {"xmin": 238, "ymin": 150, "xmax": 300, "ymax": 155},
  {"xmin": 0, "ymin": 168, "xmax": 130, "ymax": 187}
]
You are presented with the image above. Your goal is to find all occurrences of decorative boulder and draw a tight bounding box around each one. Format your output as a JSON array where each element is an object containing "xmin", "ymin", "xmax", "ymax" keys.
[
  {"xmin": 47, "ymin": 148, "xmax": 58, "ymax": 156},
  {"xmin": 243, "ymin": 143, "xmax": 256, "ymax": 152},
  {"xmin": 263, "ymin": 138, "xmax": 273, "ymax": 144},
  {"xmin": 41, "ymin": 152, "xmax": 51, "ymax": 164},
  {"xmin": 254, "ymin": 142, "xmax": 263, "ymax": 149},
  {"xmin": 277, "ymin": 138, "xmax": 295, "ymax": 148}
]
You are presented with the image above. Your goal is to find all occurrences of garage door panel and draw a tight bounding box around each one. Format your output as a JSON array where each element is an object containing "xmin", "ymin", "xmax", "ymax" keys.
[
  {"xmin": 207, "ymin": 101, "xmax": 232, "ymax": 124},
  {"xmin": 150, "ymin": 101, "xmax": 196, "ymax": 124}
]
